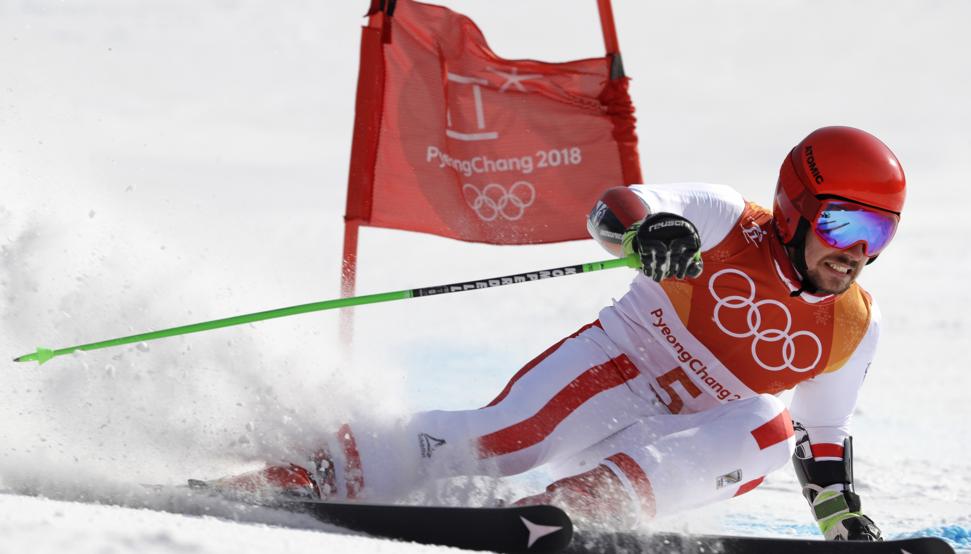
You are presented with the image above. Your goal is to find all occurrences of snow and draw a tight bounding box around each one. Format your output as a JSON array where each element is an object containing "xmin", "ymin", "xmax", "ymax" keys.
[
  {"xmin": 1, "ymin": 0, "xmax": 970, "ymax": 552},
  {"xmin": 0, "ymin": 492, "xmax": 452, "ymax": 553}
]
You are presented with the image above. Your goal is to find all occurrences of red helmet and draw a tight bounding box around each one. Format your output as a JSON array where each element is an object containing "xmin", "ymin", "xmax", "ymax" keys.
[{"xmin": 773, "ymin": 126, "xmax": 906, "ymax": 245}]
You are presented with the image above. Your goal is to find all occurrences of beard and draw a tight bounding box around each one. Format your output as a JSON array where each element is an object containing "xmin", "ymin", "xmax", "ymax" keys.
[
  {"xmin": 805, "ymin": 268, "xmax": 855, "ymax": 295},
  {"xmin": 805, "ymin": 255, "xmax": 863, "ymax": 295},
  {"xmin": 786, "ymin": 242, "xmax": 861, "ymax": 296}
]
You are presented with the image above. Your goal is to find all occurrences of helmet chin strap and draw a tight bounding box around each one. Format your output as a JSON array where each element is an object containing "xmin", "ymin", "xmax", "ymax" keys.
[{"xmin": 786, "ymin": 220, "xmax": 821, "ymax": 297}]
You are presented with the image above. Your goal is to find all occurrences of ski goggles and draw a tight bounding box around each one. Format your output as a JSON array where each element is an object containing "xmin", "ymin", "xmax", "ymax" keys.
[{"xmin": 811, "ymin": 199, "xmax": 900, "ymax": 257}]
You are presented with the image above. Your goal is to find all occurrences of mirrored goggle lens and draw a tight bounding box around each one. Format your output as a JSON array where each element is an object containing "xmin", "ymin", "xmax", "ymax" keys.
[{"xmin": 813, "ymin": 201, "xmax": 899, "ymax": 257}]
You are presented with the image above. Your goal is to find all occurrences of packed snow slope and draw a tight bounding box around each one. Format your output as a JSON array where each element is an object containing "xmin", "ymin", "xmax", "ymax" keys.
[{"xmin": 1, "ymin": 1, "xmax": 969, "ymax": 552}]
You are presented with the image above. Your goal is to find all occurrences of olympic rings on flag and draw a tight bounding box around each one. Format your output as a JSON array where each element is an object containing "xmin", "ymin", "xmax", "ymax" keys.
[
  {"xmin": 708, "ymin": 269, "xmax": 822, "ymax": 373},
  {"xmin": 462, "ymin": 181, "xmax": 536, "ymax": 222}
]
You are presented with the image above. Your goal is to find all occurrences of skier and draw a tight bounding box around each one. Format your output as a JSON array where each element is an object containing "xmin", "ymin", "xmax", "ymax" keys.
[{"xmin": 208, "ymin": 126, "xmax": 902, "ymax": 541}]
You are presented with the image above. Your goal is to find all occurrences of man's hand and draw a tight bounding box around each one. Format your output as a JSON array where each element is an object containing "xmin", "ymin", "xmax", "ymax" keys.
[{"xmin": 623, "ymin": 213, "xmax": 703, "ymax": 282}]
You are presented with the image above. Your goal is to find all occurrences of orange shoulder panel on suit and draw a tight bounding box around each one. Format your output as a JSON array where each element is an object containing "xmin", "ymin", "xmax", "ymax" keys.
[{"xmin": 825, "ymin": 285, "xmax": 872, "ymax": 374}]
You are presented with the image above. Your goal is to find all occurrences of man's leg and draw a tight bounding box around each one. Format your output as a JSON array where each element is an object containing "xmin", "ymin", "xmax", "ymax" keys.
[
  {"xmin": 204, "ymin": 321, "xmax": 656, "ymax": 502},
  {"xmin": 518, "ymin": 394, "xmax": 796, "ymax": 527},
  {"xmin": 345, "ymin": 321, "xmax": 658, "ymax": 500}
]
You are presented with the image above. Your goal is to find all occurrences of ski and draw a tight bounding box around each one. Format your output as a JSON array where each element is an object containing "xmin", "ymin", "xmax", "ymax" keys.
[
  {"xmin": 277, "ymin": 499, "xmax": 953, "ymax": 553},
  {"xmin": 280, "ymin": 498, "xmax": 574, "ymax": 553},
  {"xmin": 156, "ymin": 484, "xmax": 957, "ymax": 554},
  {"xmin": 566, "ymin": 530, "xmax": 956, "ymax": 554}
]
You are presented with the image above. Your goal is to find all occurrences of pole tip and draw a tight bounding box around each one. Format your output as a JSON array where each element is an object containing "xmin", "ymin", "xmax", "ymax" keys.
[{"xmin": 13, "ymin": 347, "xmax": 54, "ymax": 365}]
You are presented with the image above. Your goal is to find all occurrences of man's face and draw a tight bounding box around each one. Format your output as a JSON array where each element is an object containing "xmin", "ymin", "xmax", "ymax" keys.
[{"xmin": 802, "ymin": 232, "xmax": 869, "ymax": 295}]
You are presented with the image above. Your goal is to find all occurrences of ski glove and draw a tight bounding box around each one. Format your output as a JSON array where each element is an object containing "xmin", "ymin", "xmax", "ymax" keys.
[
  {"xmin": 622, "ymin": 213, "xmax": 703, "ymax": 282},
  {"xmin": 811, "ymin": 490, "xmax": 883, "ymax": 541}
]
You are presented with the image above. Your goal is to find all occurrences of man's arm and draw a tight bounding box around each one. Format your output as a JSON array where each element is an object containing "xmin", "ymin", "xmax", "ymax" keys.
[
  {"xmin": 586, "ymin": 186, "xmax": 703, "ymax": 281},
  {"xmin": 790, "ymin": 311, "xmax": 882, "ymax": 541},
  {"xmin": 587, "ymin": 183, "xmax": 747, "ymax": 256},
  {"xmin": 586, "ymin": 186, "xmax": 650, "ymax": 257}
]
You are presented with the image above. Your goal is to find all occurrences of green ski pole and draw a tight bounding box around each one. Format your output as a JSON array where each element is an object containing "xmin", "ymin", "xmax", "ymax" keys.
[{"xmin": 14, "ymin": 255, "xmax": 641, "ymax": 365}]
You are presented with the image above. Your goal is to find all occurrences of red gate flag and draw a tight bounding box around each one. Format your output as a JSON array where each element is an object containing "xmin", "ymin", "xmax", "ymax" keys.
[{"xmin": 344, "ymin": 0, "xmax": 642, "ymax": 248}]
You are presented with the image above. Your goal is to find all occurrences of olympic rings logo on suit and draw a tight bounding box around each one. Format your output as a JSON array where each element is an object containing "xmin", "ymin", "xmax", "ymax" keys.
[
  {"xmin": 463, "ymin": 181, "xmax": 535, "ymax": 222},
  {"xmin": 708, "ymin": 268, "xmax": 822, "ymax": 373}
]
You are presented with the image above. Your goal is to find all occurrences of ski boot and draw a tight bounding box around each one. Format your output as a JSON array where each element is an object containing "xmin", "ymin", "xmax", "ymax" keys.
[{"xmin": 190, "ymin": 450, "xmax": 336, "ymax": 502}]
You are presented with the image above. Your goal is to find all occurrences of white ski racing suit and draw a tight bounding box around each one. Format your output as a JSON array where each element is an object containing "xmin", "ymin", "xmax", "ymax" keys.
[{"xmin": 323, "ymin": 183, "xmax": 878, "ymax": 525}]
